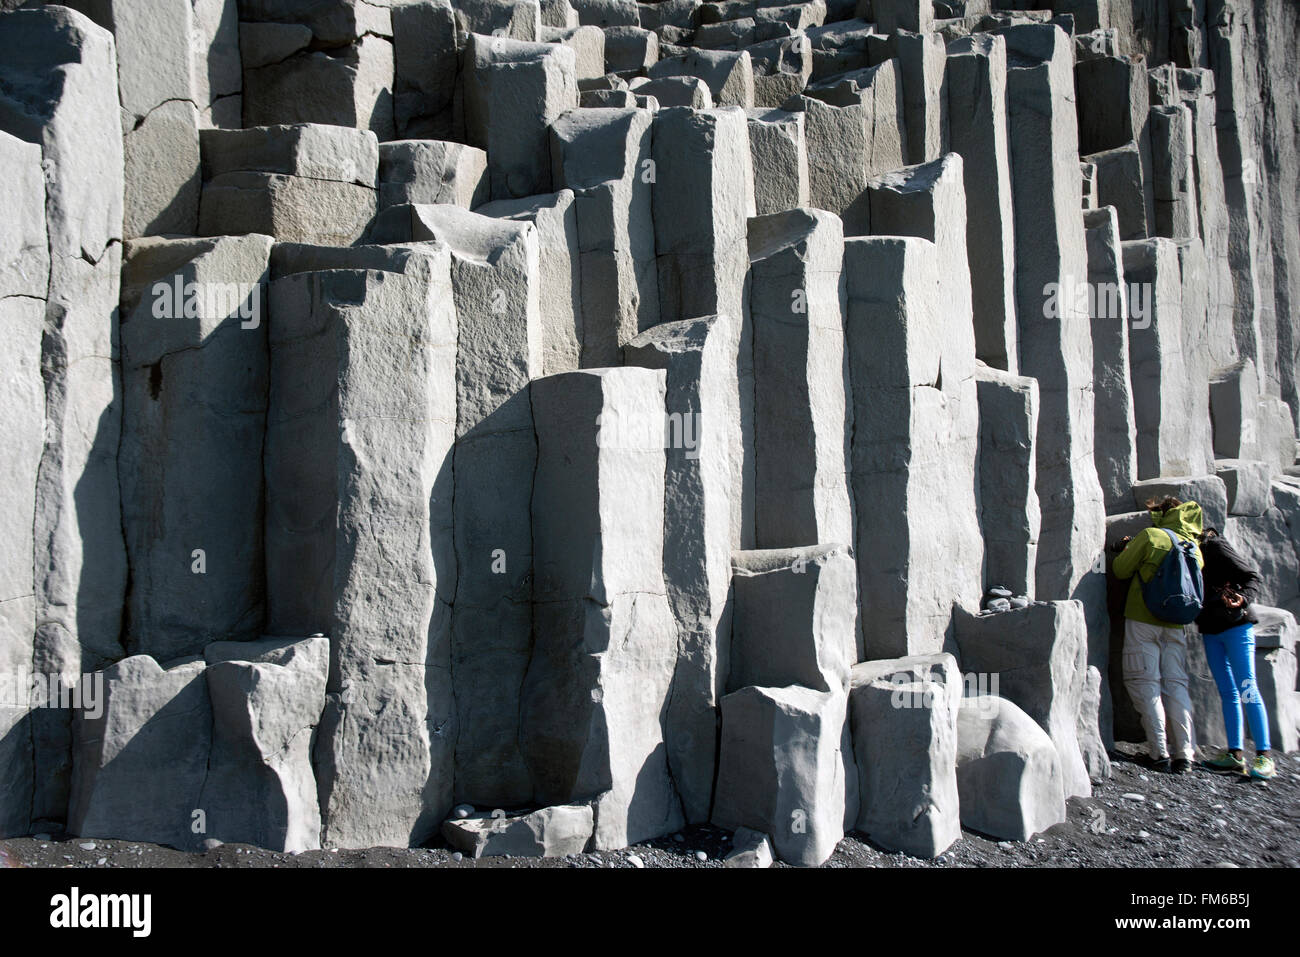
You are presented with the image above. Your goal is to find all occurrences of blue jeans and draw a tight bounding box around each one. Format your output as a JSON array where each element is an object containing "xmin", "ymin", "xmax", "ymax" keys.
[{"xmin": 1202, "ymin": 623, "xmax": 1270, "ymax": 752}]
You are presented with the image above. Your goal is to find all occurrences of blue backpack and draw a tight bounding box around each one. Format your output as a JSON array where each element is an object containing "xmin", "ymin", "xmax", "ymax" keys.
[{"xmin": 1141, "ymin": 528, "xmax": 1204, "ymax": 624}]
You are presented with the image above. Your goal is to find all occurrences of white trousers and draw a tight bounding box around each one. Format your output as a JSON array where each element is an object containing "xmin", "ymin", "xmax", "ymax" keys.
[{"xmin": 1122, "ymin": 619, "xmax": 1195, "ymax": 761}]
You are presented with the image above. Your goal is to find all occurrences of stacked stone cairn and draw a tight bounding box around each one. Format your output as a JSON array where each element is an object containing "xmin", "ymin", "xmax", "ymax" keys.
[{"xmin": 1, "ymin": 0, "xmax": 1298, "ymax": 866}]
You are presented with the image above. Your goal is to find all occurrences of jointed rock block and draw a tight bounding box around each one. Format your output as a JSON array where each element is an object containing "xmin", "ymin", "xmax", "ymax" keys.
[
  {"xmin": 748, "ymin": 208, "xmax": 852, "ymax": 551},
  {"xmin": 624, "ymin": 316, "xmax": 738, "ymax": 823},
  {"xmin": 523, "ymin": 368, "xmax": 685, "ymax": 849},
  {"xmin": 265, "ymin": 249, "xmax": 457, "ymax": 848},
  {"xmin": 849, "ymin": 655, "xmax": 961, "ymax": 858},
  {"xmin": 712, "ymin": 684, "xmax": 849, "ymax": 867}
]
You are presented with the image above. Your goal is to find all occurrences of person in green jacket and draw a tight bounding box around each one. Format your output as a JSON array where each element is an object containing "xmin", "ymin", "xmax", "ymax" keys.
[{"xmin": 1111, "ymin": 496, "xmax": 1204, "ymax": 773}]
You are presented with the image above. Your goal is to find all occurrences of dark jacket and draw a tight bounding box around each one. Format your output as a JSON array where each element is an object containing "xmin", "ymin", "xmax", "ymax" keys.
[{"xmin": 1194, "ymin": 533, "xmax": 1263, "ymax": 635}]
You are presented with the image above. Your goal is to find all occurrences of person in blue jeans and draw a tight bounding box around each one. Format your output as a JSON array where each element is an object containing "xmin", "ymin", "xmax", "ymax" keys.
[{"xmin": 1195, "ymin": 528, "xmax": 1275, "ymax": 780}]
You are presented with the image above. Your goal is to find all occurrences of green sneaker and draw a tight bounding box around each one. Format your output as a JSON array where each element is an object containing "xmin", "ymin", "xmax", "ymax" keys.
[
  {"xmin": 1203, "ymin": 751, "xmax": 1247, "ymax": 774},
  {"xmin": 1249, "ymin": 755, "xmax": 1276, "ymax": 781}
]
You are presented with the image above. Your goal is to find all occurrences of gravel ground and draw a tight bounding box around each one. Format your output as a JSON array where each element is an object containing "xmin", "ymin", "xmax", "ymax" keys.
[{"xmin": 3, "ymin": 743, "xmax": 1296, "ymax": 870}]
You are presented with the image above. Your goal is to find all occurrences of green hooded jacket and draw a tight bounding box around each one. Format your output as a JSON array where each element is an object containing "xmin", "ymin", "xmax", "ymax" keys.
[{"xmin": 1112, "ymin": 501, "xmax": 1205, "ymax": 627}]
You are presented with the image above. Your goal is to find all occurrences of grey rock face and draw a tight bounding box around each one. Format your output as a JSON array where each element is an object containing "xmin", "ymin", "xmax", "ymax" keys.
[
  {"xmin": 571, "ymin": 0, "xmax": 639, "ymax": 27},
  {"xmin": 845, "ymin": 232, "xmax": 981, "ymax": 659},
  {"xmin": 723, "ymin": 826, "xmax": 774, "ymax": 867},
  {"xmin": 265, "ymin": 249, "xmax": 457, "ymax": 849},
  {"xmin": 893, "ymin": 29, "xmax": 946, "ymax": 165},
  {"xmin": 945, "ymin": 33, "xmax": 1017, "ymax": 373},
  {"xmin": 871, "ymin": 0, "xmax": 930, "ymax": 35},
  {"xmin": 0, "ymin": 131, "xmax": 46, "ymax": 837},
  {"xmin": 118, "ymin": 234, "xmax": 273, "ymax": 662},
  {"xmin": 648, "ymin": 48, "xmax": 755, "ymax": 106},
  {"xmin": 1084, "ymin": 206, "xmax": 1139, "ymax": 513},
  {"xmin": 1086, "ymin": 141, "xmax": 1149, "ymax": 243},
  {"xmin": 60, "ymin": 0, "xmax": 213, "ymax": 238},
  {"xmin": 466, "ymin": 35, "xmax": 579, "ymax": 200},
  {"xmin": 8, "ymin": 0, "xmax": 1300, "ymax": 862},
  {"xmin": 788, "ymin": 59, "xmax": 905, "ymax": 234},
  {"xmin": 384, "ymin": 205, "xmax": 542, "ymax": 809},
  {"xmin": 955, "ymin": 695, "xmax": 1067, "ymax": 841},
  {"xmin": 654, "ymin": 107, "xmax": 753, "ymax": 327},
  {"xmin": 392, "ymin": 0, "xmax": 459, "ymax": 139},
  {"xmin": 66, "ymin": 638, "xmax": 328, "ymax": 853},
  {"xmin": 479, "ymin": 191, "xmax": 583, "ymax": 375},
  {"xmin": 624, "ymin": 316, "xmax": 737, "ymax": 824},
  {"xmin": 1001, "ymin": 23, "xmax": 1105, "ymax": 606},
  {"xmin": 378, "ymin": 140, "xmax": 489, "ymax": 212},
  {"xmin": 748, "ymin": 208, "xmax": 852, "ymax": 550},
  {"xmin": 749, "ymin": 34, "xmax": 813, "ymax": 108},
  {"xmin": 1150, "ymin": 104, "xmax": 1199, "ymax": 240},
  {"xmin": 974, "ymin": 365, "xmax": 1041, "ymax": 598},
  {"xmin": 653, "ymin": 107, "xmax": 753, "ymax": 547},
  {"xmin": 1224, "ymin": 489, "xmax": 1300, "ymax": 618},
  {"xmin": 1124, "ymin": 238, "xmax": 1214, "ymax": 480},
  {"xmin": 730, "ymin": 545, "xmax": 856, "ymax": 694},
  {"xmin": 712, "ymin": 684, "xmax": 848, "ymax": 867},
  {"xmin": 544, "ymin": 25, "xmax": 607, "ymax": 81},
  {"xmin": 441, "ymin": 804, "xmax": 594, "ymax": 858},
  {"xmin": 954, "ymin": 601, "xmax": 1092, "ymax": 799},
  {"xmin": 633, "ymin": 74, "xmax": 715, "ymax": 107},
  {"xmin": 1075, "ymin": 54, "xmax": 1154, "ymax": 238},
  {"xmin": 0, "ymin": 5, "xmax": 128, "ymax": 826},
  {"xmin": 240, "ymin": 3, "xmax": 395, "ymax": 140},
  {"xmin": 1215, "ymin": 459, "xmax": 1271, "ymax": 517},
  {"xmin": 199, "ymin": 125, "xmax": 379, "ymax": 246},
  {"xmin": 550, "ymin": 108, "xmax": 659, "ymax": 365},
  {"xmin": 1078, "ymin": 664, "xmax": 1112, "ymax": 779},
  {"xmin": 1209, "ymin": 359, "xmax": 1297, "ymax": 475},
  {"xmin": 68, "ymin": 656, "xmax": 212, "ymax": 852},
  {"xmin": 455, "ymin": 0, "xmax": 543, "ymax": 39},
  {"xmin": 604, "ymin": 26, "xmax": 659, "ymax": 74},
  {"xmin": 746, "ymin": 109, "xmax": 811, "ymax": 215},
  {"xmin": 523, "ymin": 368, "xmax": 685, "ymax": 849},
  {"xmin": 849, "ymin": 655, "xmax": 961, "ymax": 858},
  {"xmin": 201, "ymin": 636, "xmax": 329, "ymax": 853}
]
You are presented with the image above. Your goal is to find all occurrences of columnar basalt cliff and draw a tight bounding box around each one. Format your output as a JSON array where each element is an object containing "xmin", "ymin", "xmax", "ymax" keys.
[{"xmin": 1, "ymin": 0, "xmax": 1297, "ymax": 866}]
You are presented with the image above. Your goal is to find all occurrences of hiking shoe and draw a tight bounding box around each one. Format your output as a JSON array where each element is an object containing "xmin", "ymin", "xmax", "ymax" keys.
[
  {"xmin": 1203, "ymin": 751, "xmax": 1247, "ymax": 774},
  {"xmin": 1170, "ymin": 758, "xmax": 1192, "ymax": 775},
  {"xmin": 1145, "ymin": 755, "xmax": 1171, "ymax": 773},
  {"xmin": 1249, "ymin": 755, "xmax": 1276, "ymax": 781}
]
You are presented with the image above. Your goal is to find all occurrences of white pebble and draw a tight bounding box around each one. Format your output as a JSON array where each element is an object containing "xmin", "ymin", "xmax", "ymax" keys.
[
  {"xmin": 627, "ymin": 854, "xmax": 644, "ymax": 869},
  {"xmin": 1121, "ymin": 793, "xmax": 1145, "ymax": 801},
  {"xmin": 96, "ymin": 857, "xmax": 107, "ymax": 865},
  {"xmin": 695, "ymin": 850, "xmax": 707, "ymax": 862},
  {"xmin": 79, "ymin": 842, "xmax": 95, "ymax": 850},
  {"xmin": 451, "ymin": 852, "xmax": 463, "ymax": 862}
]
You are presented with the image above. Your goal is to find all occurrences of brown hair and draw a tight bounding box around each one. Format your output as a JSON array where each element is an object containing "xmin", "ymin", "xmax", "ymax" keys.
[{"xmin": 1144, "ymin": 495, "xmax": 1182, "ymax": 513}]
